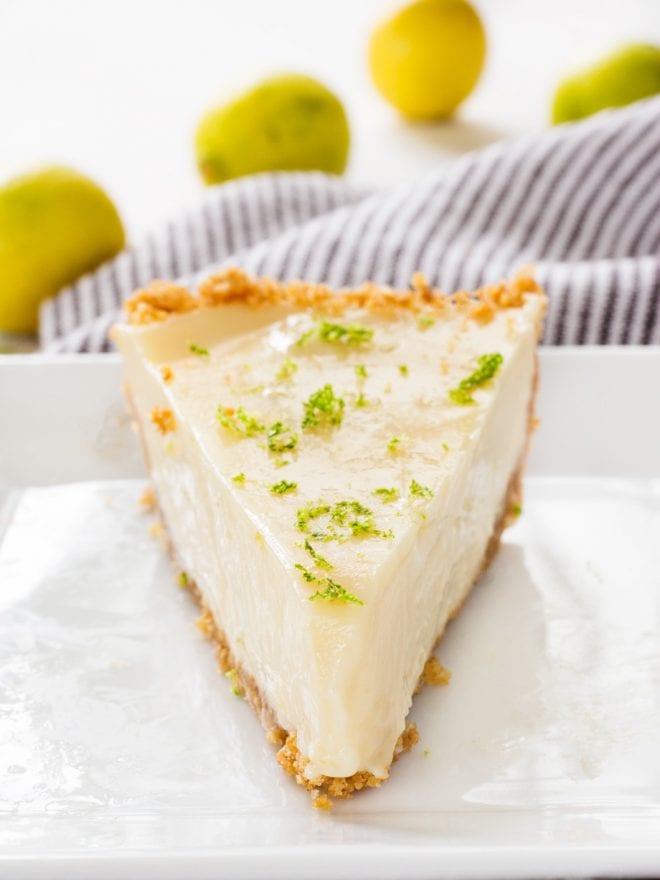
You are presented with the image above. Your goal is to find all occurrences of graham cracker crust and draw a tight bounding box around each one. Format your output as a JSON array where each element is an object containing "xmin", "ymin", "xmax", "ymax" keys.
[{"xmin": 121, "ymin": 265, "xmax": 544, "ymax": 326}]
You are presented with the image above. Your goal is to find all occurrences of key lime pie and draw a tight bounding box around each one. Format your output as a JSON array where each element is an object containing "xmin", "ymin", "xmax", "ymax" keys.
[{"xmin": 112, "ymin": 267, "xmax": 546, "ymax": 803}]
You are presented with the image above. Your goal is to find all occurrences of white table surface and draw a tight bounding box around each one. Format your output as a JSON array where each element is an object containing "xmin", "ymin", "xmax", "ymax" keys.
[{"xmin": 1, "ymin": 0, "xmax": 658, "ymax": 242}]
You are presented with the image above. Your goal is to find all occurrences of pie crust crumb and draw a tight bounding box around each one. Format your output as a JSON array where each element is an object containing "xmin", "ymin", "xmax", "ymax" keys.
[
  {"xmin": 122, "ymin": 266, "xmax": 544, "ymax": 326},
  {"xmin": 420, "ymin": 656, "xmax": 452, "ymax": 687},
  {"xmin": 139, "ymin": 485, "xmax": 156, "ymax": 511},
  {"xmin": 311, "ymin": 793, "xmax": 333, "ymax": 810},
  {"xmin": 150, "ymin": 407, "xmax": 176, "ymax": 434}
]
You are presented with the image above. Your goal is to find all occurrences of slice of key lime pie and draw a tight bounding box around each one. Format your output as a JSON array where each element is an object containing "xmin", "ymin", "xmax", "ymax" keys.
[{"xmin": 112, "ymin": 267, "xmax": 545, "ymax": 802}]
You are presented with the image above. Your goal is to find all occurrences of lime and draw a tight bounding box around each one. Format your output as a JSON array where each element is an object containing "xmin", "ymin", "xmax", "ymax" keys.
[
  {"xmin": 195, "ymin": 74, "xmax": 350, "ymax": 184},
  {"xmin": 0, "ymin": 166, "xmax": 125, "ymax": 334},
  {"xmin": 552, "ymin": 43, "xmax": 660, "ymax": 124},
  {"xmin": 368, "ymin": 0, "xmax": 486, "ymax": 119}
]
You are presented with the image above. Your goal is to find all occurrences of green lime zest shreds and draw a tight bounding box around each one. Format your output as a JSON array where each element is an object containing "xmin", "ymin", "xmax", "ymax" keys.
[
  {"xmin": 449, "ymin": 353, "xmax": 504, "ymax": 406},
  {"xmin": 387, "ymin": 437, "xmax": 401, "ymax": 454},
  {"xmin": 511, "ymin": 503, "xmax": 522, "ymax": 516},
  {"xmin": 296, "ymin": 499, "xmax": 392, "ymax": 542},
  {"xmin": 188, "ymin": 342, "xmax": 209, "ymax": 356},
  {"xmin": 410, "ymin": 479, "xmax": 434, "ymax": 498},
  {"xmin": 295, "ymin": 562, "xmax": 364, "ymax": 606},
  {"xmin": 271, "ymin": 479, "xmax": 297, "ymax": 495},
  {"xmin": 354, "ymin": 363, "xmax": 370, "ymax": 408},
  {"xmin": 224, "ymin": 670, "xmax": 244, "ymax": 696},
  {"xmin": 442, "ymin": 442, "xmax": 449, "ymax": 452},
  {"xmin": 373, "ymin": 487, "xmax": 399, "ymax": 503},
  {"xmin": 417, "ymin": 314, "xmax": 435, "ymax": 331},
  {"xmin": 177, "ymin": 571, "xmax": 189, "ymax": 587},
  {"xmin": 297, "ymin": 502, "xmax": 330, "ymax": 532},
  {"xmin": 231, "ymin": 473, "xmax": 246, "ymax": 485},
  {"xmin": 309, "ymin": 577, "xmax": 364, "ymax": 606},
  {"xmin": 295, "ymin": 563, "xmax": 321, "ymax": 584},
  {"xmin": 398, "ymin": 364, "xmax": 409, "ymax": 376},
  {"xmin": 296, "ymin": 320, "xmax": 374, "ymax": 347},
  {"xmin": 305, "ymin": 539, "xmax": 333, "ymax": 570},
  {"xmin": 294, "ymin": 327, "xmax": 316, "ymax": 347},
  {"xmin": 302, "ymin": 384, "xmax": 345, "ymax": 430},
  {"xmin": 267, "ymin": 421, "xmax": 298, "ymax": 453},
  {"xmin": 319, "ymin": 321, "xmax": 373, "ymax": 345},
  {"xmin": 217, "ymin": 405, "xmax": 265, "ymax": 437},
  {"xmin": 276, "ymin": 357, "xmax": 298, "ymax": 381}
]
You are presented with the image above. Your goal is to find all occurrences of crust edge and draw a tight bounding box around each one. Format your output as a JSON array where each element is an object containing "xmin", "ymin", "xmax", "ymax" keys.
[{"xmin": 121, "ymin": 266, "xmax": 545, "ymax": 326}]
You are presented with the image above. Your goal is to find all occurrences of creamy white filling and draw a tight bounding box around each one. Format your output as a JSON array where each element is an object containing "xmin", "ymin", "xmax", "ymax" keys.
[{"xmin": 114, "ymin": 297, "xmax": 541, "ymax": 779}]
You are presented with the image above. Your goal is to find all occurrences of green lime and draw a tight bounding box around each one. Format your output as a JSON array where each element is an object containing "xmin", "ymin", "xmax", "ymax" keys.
[
  {"xmin": 195, "ymin": 73, "xmax": 350, "ymax": 184},
  {"xmin": 0, "ymin": 166, "xmax": 125, "ymax": 334},
  {"xmin": 552, "ymin": 43, "xmax": 660, "ymax": 124}
]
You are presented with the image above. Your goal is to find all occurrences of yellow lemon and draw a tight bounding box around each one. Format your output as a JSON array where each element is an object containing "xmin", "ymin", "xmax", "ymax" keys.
[
  {"xmin": 195, "ymin": 74, "xmax": 350, "ymax": 184},
  {"xmin": 368, "ymin": 0, "xmax": 486, "ymax": 119},
  {"xmin": 0, "ymin": 166, "xmax": 125, "ymax": 334},
  {"xmin": 552, "ymin": 43, "xmax": 660, "ymax": 124}
]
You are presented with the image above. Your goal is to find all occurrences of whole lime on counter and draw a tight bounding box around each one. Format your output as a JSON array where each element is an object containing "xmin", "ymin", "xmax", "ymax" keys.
[
  {"xmin": 195, "ymin": 74, "xmax": 350, "ymax": 184},
  {"xmin": 368, "ymin": 0, "xmax": 486, "ymax": 119},
  {"xmin": 0, "ymin": 166, "xmax": 125, "ymax": 334},
  {"xmin": 552, "ymin": 43, "xmax": 660, "ymax": 124}
]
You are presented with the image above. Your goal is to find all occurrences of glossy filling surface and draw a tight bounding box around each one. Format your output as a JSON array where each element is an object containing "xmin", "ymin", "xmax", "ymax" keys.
[{"xmin": 114, "ymin": 293, "xmax": 542, "ymax": 780}]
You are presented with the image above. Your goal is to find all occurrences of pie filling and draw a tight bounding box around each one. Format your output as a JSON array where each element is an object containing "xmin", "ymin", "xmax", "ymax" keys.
[{"xmin": 112, "ymin": 268, "xmax": 545, "ymax": 795}]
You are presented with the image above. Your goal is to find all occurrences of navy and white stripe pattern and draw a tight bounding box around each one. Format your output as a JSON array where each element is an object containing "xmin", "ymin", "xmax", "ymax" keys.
[{"xmin": 40, "ymin": 96, "xmax": 660, "ymax": 352}]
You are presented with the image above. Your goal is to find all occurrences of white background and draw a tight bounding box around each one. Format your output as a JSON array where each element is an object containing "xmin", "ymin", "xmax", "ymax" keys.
[{"xmin": 0, "ymin": 0, "xmax": 658, "ymax": 241}]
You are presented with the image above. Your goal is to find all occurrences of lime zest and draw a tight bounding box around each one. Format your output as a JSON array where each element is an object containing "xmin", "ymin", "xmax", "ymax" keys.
[
  {"xmin": 373, "ymin": 487, "xmax": 399, "ymax": 503},
  {"xmin": 296, "ymin": 320, "xmax": 374, "ymax": 347},
  {"xmin": 295, "ymin": 563, "xmax": 364, "ymax": 606},
  {"xmin": 267, "ymin": 421, "xmax": 298, "ymax": 453},
  {"xmin": 295, "ymin": 563, "xmax": 321, "ymax": 583},
  {"xmin": 417, "ymin": 314, "xmax": 435, "ymax": 331},
  {"xmin": 449, "ymin": 353, "xmax": 503, "ymax": 406},
  {"xmin": 276, "ymin": 357, "xmax": 298, "ymax": 381},
  {"xmin": 188, "ymin": 342, "xmax": 209, "ymax": 356},
  {"xmin": 410, "ymin": 479, "xmax": 433, "ymax": 498},
  {"xmin": 309, "ymin": 577, "xmax": 364, "ymax": 606},
  {"xmin": 217, "ymin": 405, "xmax": 265, "ymax": 437},
  {"xmin": 304, "ymin": 539, "xmax": 333, "ymax": 570},
  {"xmin": 302, "ymin": 384, "xmax": 345, "ymax": 430},
  {"xmin": 271, "ymin": 479, "xmax": 297, "ymax": 495},
  {"xmin": 296, "ymin": 499, "xmax": 392, "ymax": 542}
]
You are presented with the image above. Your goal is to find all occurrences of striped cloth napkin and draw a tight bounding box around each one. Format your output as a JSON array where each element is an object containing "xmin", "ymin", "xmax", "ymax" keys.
[{"xmin": 40, "ymin": 96, "xmax": 660, "ymax": 353}]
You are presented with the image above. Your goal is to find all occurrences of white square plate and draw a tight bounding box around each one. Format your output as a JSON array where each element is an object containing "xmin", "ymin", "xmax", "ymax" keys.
[{"xmin": 1, "ymin": 349, "xmax": 659, "ymax": 880}]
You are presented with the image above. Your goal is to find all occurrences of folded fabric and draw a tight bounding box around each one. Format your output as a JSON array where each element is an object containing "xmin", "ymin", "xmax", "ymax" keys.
[{"xmin": 40, "ymin": 97, "xmax": 660, "ymax": 353}]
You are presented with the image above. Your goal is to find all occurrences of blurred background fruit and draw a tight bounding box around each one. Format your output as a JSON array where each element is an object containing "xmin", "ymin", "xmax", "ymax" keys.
[
  {"xmin": 0, "ymin": 166, "xmax": 124, "ymax": 334},
  {"xmin": 368, "ymin": 0, "xmax": 486, "ymax": 119},
  {"xmin": 552, "ymin": 43, "xmax": 660, "ymax": 124},
  {"xmin": 195, "ymin": 73, "xmax": 350, "ymax": 184}
]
